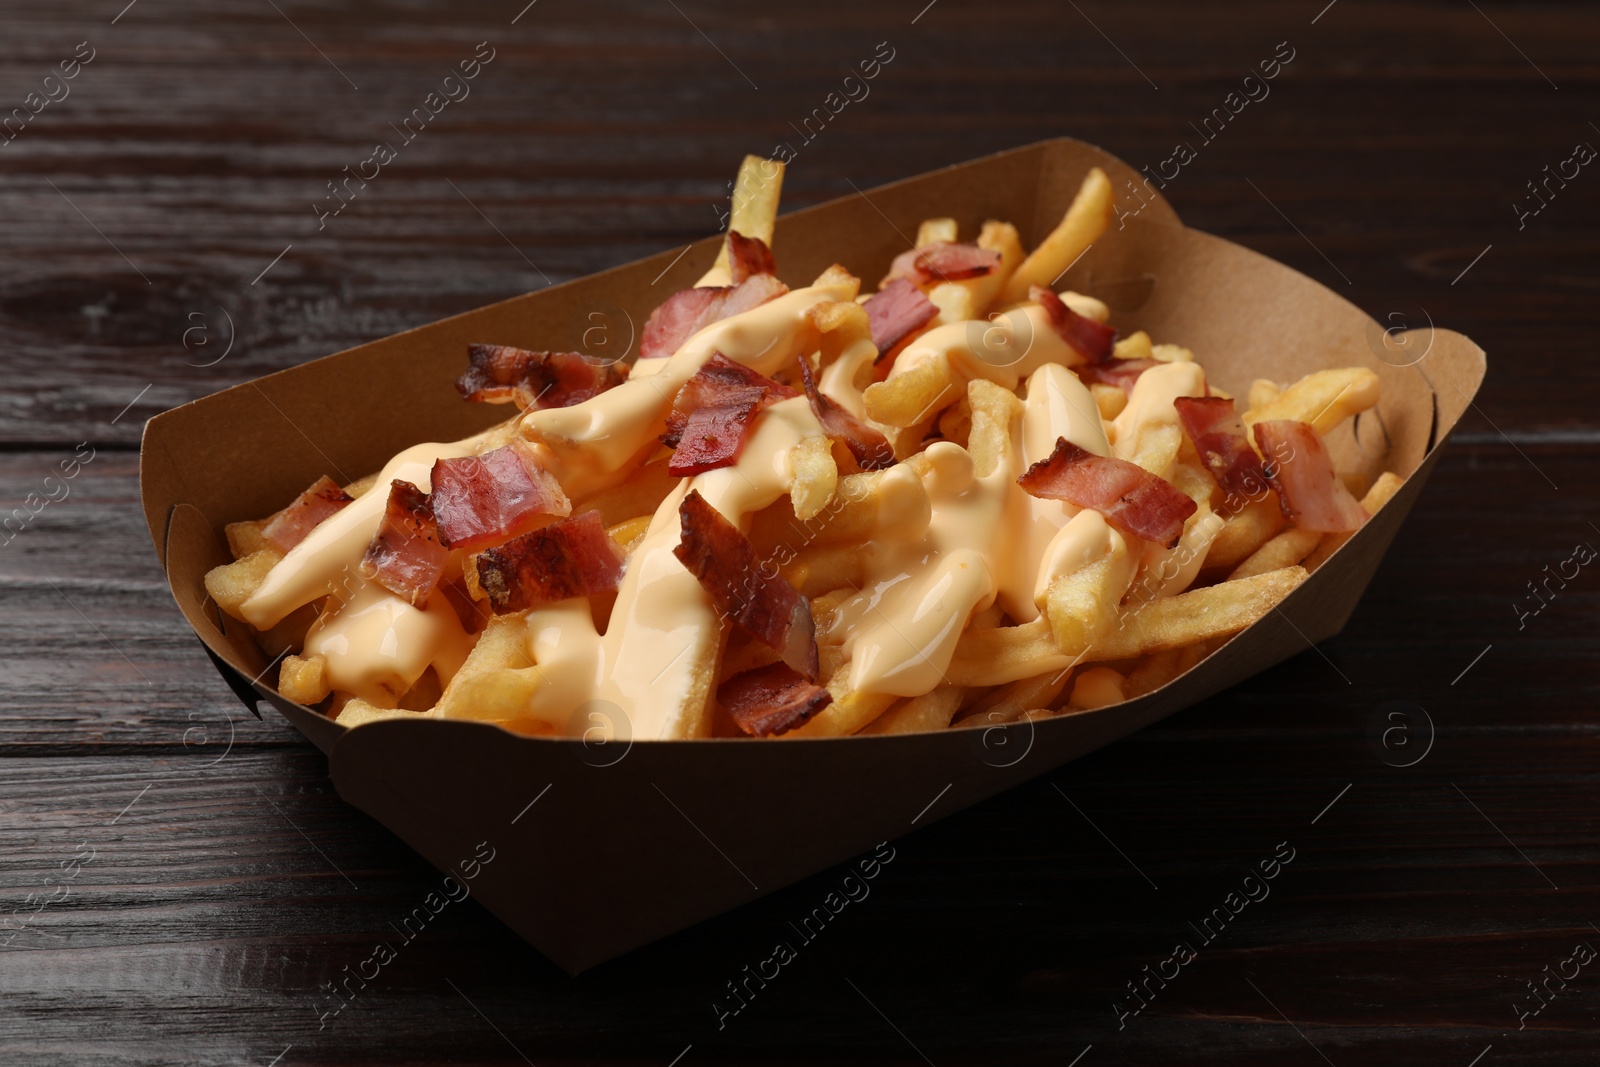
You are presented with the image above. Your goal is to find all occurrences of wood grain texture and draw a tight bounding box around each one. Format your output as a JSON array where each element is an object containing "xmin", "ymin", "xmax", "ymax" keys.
[{"xmin": 1, "ymin": 0, "xmax": 1597, "ymax": 1063}]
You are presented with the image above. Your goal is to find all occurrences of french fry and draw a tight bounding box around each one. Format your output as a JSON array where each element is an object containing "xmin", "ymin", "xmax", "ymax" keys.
[
  {"xmin": 396, "ymin": 666, "xmax": 444, "ymax": 712},
  {"xmin": 336, "ymin": 699, "xmax": 433, "ymax": 728},
  {"xmin": 1092, "ymin": 566, "xmax": 1308, "ymax": 661},
  {"xmin": 917, "ymin": 217, "xmax": 958, "ymax": 247},
  {"xmin": 607, "ymin": 515, "xmax": 653, "ymax": 557},
  {"xmin": 205, "ymin": 548, "xmax": 283, "ymax": 622},
  {"xmin": 859, "ymin": 685, "xmax": 966, "ymax": 735},
  {"xmin": 862, "ymin": 354, "xmax": 960, "ymax": 427},
  {"xmin": 965, "ymin": 379, "xmax": 1022, "ymax": 477},
  {"xmin": 1061, "ymin": 292, "xmax": 1110, "ymax": 323},
  {"xmin": 937, "ymin": 396, "xmax": 972, "ymax": 446},
  {"xmin": 1090, "ymin": 383, "xmax": 1127, "ymax": 420},
  {"xmin": 1302, "ymin": 470, "xmax": 1405, "ymax": 570},
  {"xmin": 1120, "ymin": 422, "xmax": 1183, "ymax": 479},
  {"xmin": 433, "ymin": 614, "xmax": 541, "ymax": 722},
  {"xmin": 808, "ymin": 298, "xmax": 872, "ymax": 368},
  {"xmin": 698, "ymin": 154, "xmax": 785, "ymax": 286},
  {"xmin": 811, "ymin": 263, "xmax": 862, "ymax": 300},
  {"xmin": 1045, "ymin": 553, "xmax": 1132, "ymax": 654},
  {"xmin": 574, "ymin": 458, "xmax": 678, "ymax": 527},
  {"xmin": 1002, "ymin": 166, "xmax": 1114, "ymax": 302},
  {"xmin": 1247, "ymin": 378, "xmax": 1282, "ymax": 411},
  {"xmin": 1243, "ymin": 367, "xmax": 1381, "ymax": 436},
  {"xmin": 1230, "ymin": 527, "xmax": 1323, "ymax": 581},
  {"xmin": 278, "ymin": 653, "xmax": 331, "ymax": 705},
  {"xmin": 1113, "ymin": 331, "xmax": 1153, "ymax": 361},
  {"xmin": 959, "ymin": 669, "xmax": 1071, "ymax": 727},
  {"xmin": 928, "ymin": 220, "xmax": 1024, "ymax": 324},
  {"xmin": 1204, "ymin": 496, "xmax": 1287, "ymax": 573},
  {"xmin": 1151, "ymin": 343, "xmax": 1194, "ymax": 363},
  {"xmin": 789, "ymin": 434, "xmax": 838, "ymax": 521},
  {"xmin": 783, "ymin": 543, "xmax": 867, "ymax": 597},
  {"xmin": 1069, "ymin": 666, "xmax": 1127, "ymax": 709},
  {"xmin": 343, "ymin": 472, "xmax": 380, "ymax": 499},
  {"xmin": 947, "ymin": 617, "xmax": 1066, "ymax": 687},
  {"xmin": 226, "ymin": 519, "xmax": 270, "ymax": 559}
]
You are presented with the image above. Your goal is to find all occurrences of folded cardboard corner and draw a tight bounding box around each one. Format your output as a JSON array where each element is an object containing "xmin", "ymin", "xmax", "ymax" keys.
[{"xmin": 140, "ymin": 136, "xmax": 1485, "ymax": 972}]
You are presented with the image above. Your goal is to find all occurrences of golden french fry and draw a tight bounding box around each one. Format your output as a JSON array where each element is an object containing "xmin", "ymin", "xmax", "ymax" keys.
[
  {"xmin": 917, "ymin": 217, "xmax": 958, "ymax": 247},
  {"xmin": 225, "ymin": 519, "xmax": 269, "ymax": 559},
  {"xmin": 574, "ymin": 458, "xmax": 677, "ymax": 527},
  {"xmin": 1302, "ymin": 470, "xmax": 1405, "ymax": 570},
  {"xmin": 1002, "ymin": 166, "xmax": 1114, "ymax": 302},
  {"xmin": 965, "ymin": 379, "xmax": 1022, "ymax": 477},
  {"xmin": 699, "ymin": 154, "xmax": 785, "ymax": 286},
  {"xmin": 789, "ymin": 434, "xmax": 838, "ymax": 521},
  {"xmin": 1151, "ymin": 343, "xmax": 1194, "ymax": 363},
  {"xmin": 959, "ymin": 669, "xmax": 1071, "ymax": 727},
  {"xmin": 947, "ymin": 617, "xmax": 1064, "ymax": 687},
  {"xmin": 1113, "ymin": 331, "xmax": 1153, "ymax": 361},
  {"xmin": 1092, "ymin": 566, "xmax": 1308, "ymax": 661},
  {"xmin": 1248, "ymin": 379, "xmax": 1282, "ymax": 410},
  {"xmin": 808, "ymin": 298, "xmax": 872, "ymax": 367},
  {"xmin": 278, "ymin": 653, "xmax": 331, "ymax": 705},
  {"xmin": 1119, "ymin": 422, "xmax": 1182, "ymax": 479},
  {"xmin": 1090, "ymin": 383, "xmax": 1127, "ymax": 420},
  {"xmin": 1230, "ymin": 527, "xmax": 1323, "ymax": 581},
  {"xmin": 862, "ymin": 355, "xmax": 960, "ymax": 427},
  {"xmin": 433, "ymin": 615, "xmax": 541, "ymax": 722},
  {"xmin": 1243, "ymin": 367, "xmax": 1381, "ymax": 436},
  {"xmin": 811, "ymin": 263, "xmax": 861, "ymax": 300},
  {"xmin": 205, "ymin": 548, "xmax": 283, "ymax": 622},
  {"xmin": 343, "ymin": 472, "xmax": 380, "ymax": 499},
  {"xmin": 859, "ymin": 685, "xmax": 966, "ymax": 735},
  {"xmin": 1204, "ymin": 496, "xmax": 1287, "ymax": 572},
  {"xmin": 928, "ymin": 220, "xmax": 1024, "ymax": 324},
  {"xmin": 1069, "ymin": 666, "xmax": 1127, "ymax": 709},
  {"xmin": 336, "ymin": 699, "xmax": 433, "ymax": 728},
  {"xmin": 607, "ymin": 515, "xmax": 653, "ymax": 557},
  {"xmin": 396, "ymin": 666, "xmax": 444, "ymax": 712},
  {"xmin": 937, "ymin": 396, "xmax": 972, "ymax": 447},
  {"xmin": 783, "ymin": 543, "xmax": 867, "ymax": 597},
  {"xmin": 1046, "ymin": 553, "xmax": 1132, "ymax": 653}
]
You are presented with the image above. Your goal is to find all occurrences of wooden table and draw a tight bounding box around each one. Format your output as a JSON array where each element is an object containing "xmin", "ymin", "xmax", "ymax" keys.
[{"xmin": 2, "ymin": 1, "xmax": 1595, "ymax": 1063}]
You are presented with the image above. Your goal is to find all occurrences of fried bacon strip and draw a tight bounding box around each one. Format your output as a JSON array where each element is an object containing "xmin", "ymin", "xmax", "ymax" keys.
[
  {"xmin": 1174, "ymin": 395, "xmax": 1270, "ymax": 498},
  {"xmin": 261, "ymin": 475, "xmax": 352, "ymax": 553},
  {"xmin": 640, "ymin": 274, "xmax": 789, "ymax": 361},
  {"xmin": 864, "ymin": 277, "xmax": 938, "ymax": 359},
  {"xmin": 361, "ymin": 480, "xmax": 450, "ymax": 606},
  {"xmin": 1253, "ymin": 420, "xmax": 1368, "ymax": 533},
  {"xmin": 717, "ymin": 662, "xmax": 833, "ymax": 737},
  {"xmin": 664, "ymin": 354, "xmax": 798, "ymax": 476},
  {"xmin": 430, "ymin": 443, "xmax": 571, "ymax": 551},
  {"xmin": 475, "ymin": 510, "xmax": 626, "ymax": 614},
  {"xmin": 883, "ymin": 242, "xmax": 1001, "ymax": 286},
  {"xmin": 456, "ymin": 345, "xmax": 628, "ymax": 410},
  {"xmin": 1017, "ymin": 438, "xmax": 1198, "ymax": 548},
  {"xmin": 673, "ymin": 489, "xmax": 819, "ymax": 679},
  {"xmin": 1080, "ymin": 357, "xmax": 1159, "ymax": 394},
  {"xmin": 1031, "ymin": 284, "xmax": 1116, "ymax": 364},
  {"xmin": 797, "ymin": 355, "xmax": 895, "ymax": 470},
  {"xmin": 725, "ymin": 230, "xmax": 776, "ymax": 284}
]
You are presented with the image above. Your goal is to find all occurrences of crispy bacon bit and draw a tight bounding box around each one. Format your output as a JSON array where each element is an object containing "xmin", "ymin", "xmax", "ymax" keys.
[
  {"xmin": 1080, "ymin": 357, "xmax": 1159, "ymax": 394},
  {"xmin": 664, "ymin": 354, "xmax": 798, "ymax": 476},
  {"xmin": 1017, "ymin": 438, "xmax": 1198, "ymax": 548},
  {"xmin": 797, "ymin": 355, "xmax": 894, "ymax": 470},
  {"xmin": 1252, "ymin": 420, "xmax": 1368, "ymax": 533},
  {"xmin": 361, "ymin": 480, "xmax": 450, "ymax": 606},
  {"xmin": 640, "ymin": 274, "xmax": 789, "ymax": 361},
  {"xmin": 261, "ymin": 475, "xmax": 352, "ymax": 553},
  {"xmin": 864, "ymin": 277, "xmax": 939, "ymax": 360},
  {"xmin": 883, "ymin": 242, "xmax": 1001, "ymax": 287},
  {"xmin": 717, "ymin": 662, "xmax": 832, "ymax": 737},
  {"xmin": 673, "ymin": 489, "xmax": 819, "ymax": 679},
  {"xmin": 1174, "ymin": 395, "xmax": 1270, "ymax": 498},
  {"xmin": 456, "ymin": 345, "xmax": 628, "ymax": 410},
  {"xmin": 430, "ymin": 444, "xmax": 571, "ymax": 551},
  {"xmin": 475, "ymin": 510, "xmax": 625, "ymax": 614},
  {"xmin": 725, "ymin": 230, "xmax": 776, "ymax": 284},
  {"xmin": 1031, "ymin": 285, "xmax": 1116, "ymax": 364}
]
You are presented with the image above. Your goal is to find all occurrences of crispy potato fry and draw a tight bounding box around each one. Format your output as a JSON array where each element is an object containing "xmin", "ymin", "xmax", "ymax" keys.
[
  {"xmin": 433, "ymin": 615, "xmax": 541, "ymax": 722},
  {"xmin": 1248, "ymin": 379, "xmax": 1282, "ymax": 410},
  {"xmin": 607, "ymin": 515, "xmax": 653, "ymax": 557},
  {"xmin": 1090, "ymin": 383, "xmax": 1127, "ymax": 420},
  {"xmin": 1046, "ymin": 553, "xmax": 1132, "ymax": 654},
  {"xmin": 343, "ymin": 472, "xmax": 380, "ymax": 499},
  {"xmin": 397, "ymin": 666, "xmax": 444, "ymax": 712},
  {"xmin": 917, "ymin": 217, "xmax": 958, "ymax": 247},
  {"xmin": 278, "ymin": 653, "xmax": 331, "ymax": 705},
  {"xmin": 808, "ymin": 299, "xmax": 872, "ymax": 367},
  {"xmin": 1243, "ymin": 367, "xmax": 1381, "ymax": 436},
  {"xmin": 937, "ymin": 396, "xmax": 972, "ymax": 446},
  {"xmin": 782, "ymin": 543, "xmax": 867, "ymax": 597},
  {"xmin": 225, "ymin": 519, "xmax": 269, "ymax": 559},
  {"xmin": 1003, "ymin": 166, "xmax": 1114, "ymax": 302},
  {"xmin": 1230, "ymin": 527, "xmax": 1322, "ymax": 580},
  {"xmin": 862, "ymin": 354, "xmax": 959, "ymax": 428},
  {"xmin": 966, "ymin": 379, "xmax": 1022, "ymax": 477},
  {"xmin": 1151, "ymin": 343, "xmax": 1193, "ymax": 363},
  {"xmin": 1070, "ymin": 666, "xmax": 1127, "ymax": 709},
  {"xmin": 928, "ymin": 220, "xmax": 1024, "ymax": 324},
  {"xmin": 699, "ymin": 154, "xmax": 785, "ymax": 286},
  {"xmin": 574, "ymin": 458, "xmax": 677, "ymax": 527},
  {"xmin": 789, "ymin": 434, "xmax": 838, "ymax": 521},
  {"xmin": 748, "ymin": 467, "xmax": 896, "ymax": 553},
  {"xmin": 1113, "ymin": 331, "xmax": 1153, "ymax": 361},
  {"xmin": 1093, "ymin": 566, "xmax": 1307, "ymax": 661},
  {"xmin": 205, "ymin": 548, "xmax": 282, "ymax": 622},
  {"xmin": 947, "ymin": 617, "xmax": 1064, "ymax": 687},
  {"xmin": 959, "ymin": 669, "xmax": 1071, "ymax": 727},
  {"xmin": 336, "ymin": 699, "xmax": 433, "ymax": 728},
  {"xmin": 812, "ymin": 263, "xmax": 862, "ymax": 300},
  {"xmin": 1119, "ymin": 422, "xmax": 1183, "ymax": 479},
  {"xmin": 1302, "ymin": 470, "xmax": 1405, "ymax": 570},
  {"xmin": 786, "ymin": 669, "xmax": 898, "ymax": 738},
  {"xmin": 860, "ymin": 685, "xmax": 966, "ymax": 735},
  {"xmin": 1204, "ymin": 496, "xmax": 1287, "ymax": 572}
]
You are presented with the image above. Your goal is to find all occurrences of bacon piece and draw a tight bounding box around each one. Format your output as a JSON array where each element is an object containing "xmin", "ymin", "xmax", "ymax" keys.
[
  {"xmin": 717, "ymin": 662, "xmax": 832, "ymax": 737},
  {"xmin": 361, "ymin": 480, "xmax": 450, "ymax": 606},
  {"xmin": 725, "ymin": 230, "xmax": 776, "ymax": 284},
  {"xmin": 261, "ymin": 475, "xmax": 352, "ymax": 553},
  {"xmin": 475, "ymin": 510, "xmax": 626, "ymax": 614},
  {"xmin": 673, "ymin": 489, "xmax": 818, "ymax": 679},
  {"xmin": 883, "ymin": 242, "xmax": 1001, "ymax": 287},
  {"xmin": 1017, "ymin": 438, "xmax": 1198, "ymax": 549},
  {"xmin": 1174, "ymin": 395, "xmax": 1270, "ymax": 498},
  {"xmin": 663, "ymin": 354, "xmax": 798, "ymax": 476},
  {"xmin": 1252, "ymin": 420, "xmax": 1368, "ymax": 533},
  {"xmin": 456, "ymin": 345, "xmax": 628, "ymax": 410},
  {"xmin": 1031, "ymin": 285, "xmax": 1116, "ymax": 364},
  {"xmin": 640, "ymin": 274, "xmax": 789, "ymax": 361},
  {"xmin": 864, "ymin": 277, "xmax": 938, "ymax": 359},
  {"xmin": 797, "ymin": 355, "xmax": 894, "ymax": 470},
  {"xmin": 1080, "ymin": 357, "xmax": 1159, "ymax": 394},
  {"xmin": 430, "ymin": 444, "xmax": 571, "ymax": 551}
]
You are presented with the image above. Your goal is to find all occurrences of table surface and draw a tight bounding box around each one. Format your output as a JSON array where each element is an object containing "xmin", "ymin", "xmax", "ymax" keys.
[{"xmin": 2, "ymin": 1, "xmax": 1597, "ymax": 1063}]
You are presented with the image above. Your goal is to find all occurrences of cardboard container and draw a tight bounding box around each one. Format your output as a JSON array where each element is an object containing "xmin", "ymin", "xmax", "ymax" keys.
[{"xmin": 140, "ymin": 138, "xmax": 1485, "ymax": 973}]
